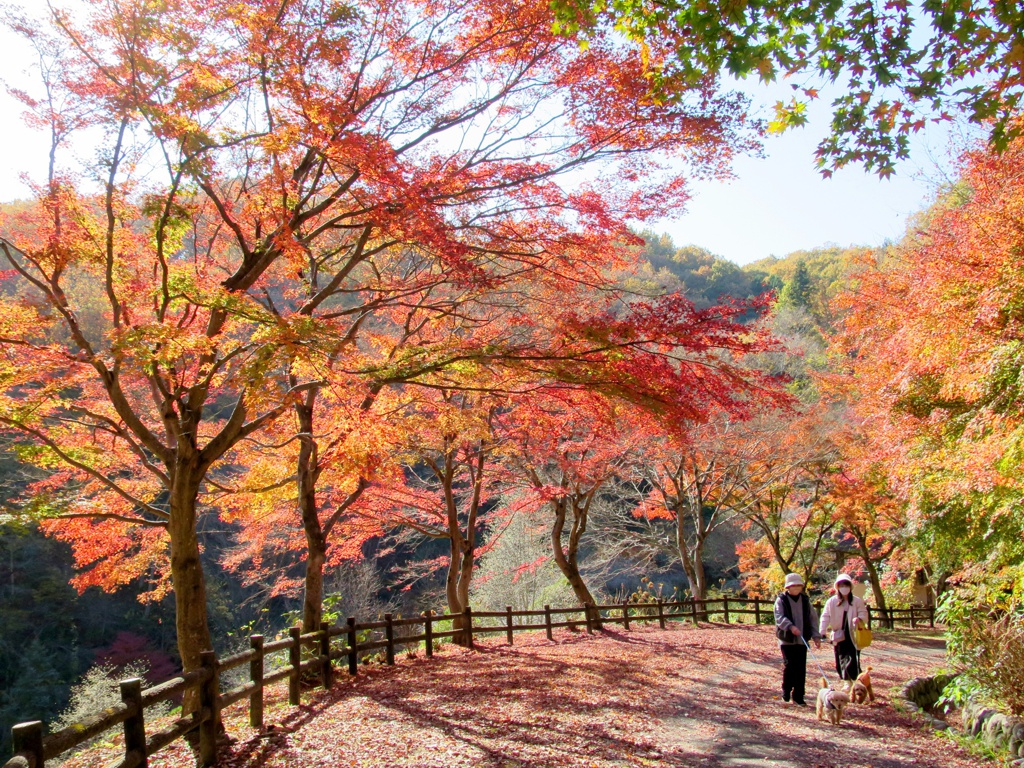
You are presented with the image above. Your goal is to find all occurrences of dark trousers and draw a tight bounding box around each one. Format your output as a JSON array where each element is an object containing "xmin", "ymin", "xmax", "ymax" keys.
[
  {"xmin": 835, "ymin": 642, "xmax": 861, "ymax": 680},
  {"xmin": 781, "ymin": 643, "xmax": 808, "ymax": 702}
]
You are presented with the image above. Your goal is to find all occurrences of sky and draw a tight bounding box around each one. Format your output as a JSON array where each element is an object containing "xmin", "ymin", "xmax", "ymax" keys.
[
  {"xmin": 0, "ymin": 16, "xmax": 972, "ymax": 267},
  {"xmin": 654, "ymin": 79, "xmax": 970, "ymax": 265}
]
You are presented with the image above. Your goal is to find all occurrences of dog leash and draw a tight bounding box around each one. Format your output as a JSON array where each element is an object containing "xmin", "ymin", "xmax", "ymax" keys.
[{"xmin": 801, "ymin": 635, "xmax": 837, "ymax": 690}]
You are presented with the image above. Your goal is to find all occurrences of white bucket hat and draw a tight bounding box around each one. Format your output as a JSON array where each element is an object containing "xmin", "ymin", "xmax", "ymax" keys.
[
  {"xmin": 834, "ymin": 573, "xmax": 853, "ymax": 587},
  {"xmin": 784, "ymin": 573, "xmax": 804, "ymax": 588}
]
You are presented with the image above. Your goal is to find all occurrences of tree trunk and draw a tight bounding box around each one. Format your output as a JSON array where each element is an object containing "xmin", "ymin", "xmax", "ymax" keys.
[
  {"xmin": 550, "ymin": 498, "xmax": 600, "ymax": 627},
  {"xmin": 302, "ymin": 546, "xmax": 326, "ymax": 634},
  {"xmin": 675, "ymin": 508, "xmax": 708, "ymax": 601},
  {"xmin": 295, "ymin": 400, "xmax": 327, "ymax": 634},
  {"xmin": 854, "ymin": 532, "xmax": 889, "ymax": 625},
  {"xmin": 447, "ymin": 534, "xmax": 474, "ymax": 645},
  {"xmin": 167, "ymin": 465, "xmax": 214, "ymax": 714}
]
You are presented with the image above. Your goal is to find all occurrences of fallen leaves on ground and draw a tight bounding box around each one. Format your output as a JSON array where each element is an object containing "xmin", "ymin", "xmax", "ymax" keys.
[{"xmin": 58, "ymin": 623, "xmax": 989, "ymax": 767}]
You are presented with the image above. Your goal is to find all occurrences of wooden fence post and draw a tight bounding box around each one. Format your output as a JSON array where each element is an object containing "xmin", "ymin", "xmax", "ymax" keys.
[
  {"xmin": 320, "ymin": 622, "xmax": 333, "ymax": 689},
  {"xmin": 910, "ymin": 607, "xmax": 918, "ymax": 629},
  {"xmin": 584, "ymin": 603, "xmax": 594, "ymax": 634},
  {"xmin": 723, "ymin": 596, "xmax": 730, "ymax": 624},
  {"xmin": 464, "ymin": 606, "xmax": 474, "ymax": 649},
  {"xmin": 198, "ymin": 650, "xmax": 219, "ymax": 768},
  {"xmin": 250, "ymin": 635, "xmax": 264, "ymax": 730},
  {"xmin": 622, "ymin": 603, "xmax": 630, "ymax": 630},
  {"xmin": 385, "ymin": 614, "xmax": 395, "ymax": 665},
  {"xmin": 506, "ymin": 606, "xmax": 514, "ymax": 645},
  {"xmin": 120, "ymin": 677, "xmax": 147, "ymax": 768},
  {"xmin": 12, "ymin": 721, "xmax": 43, "ymax": 768},
  {"xmin": 544, "ymin": 605, "xmax": 553, "ymax": 641},
  {"xmin": 754, "ymin": 597, "xmax": 761, "ymax": 625},
  {"xmin": 288, "ymin": 625, "xmax": 301, "ymax": 705},
  {"xmin": 929, "ymin": 607, "xmax": 935, "ymax": 628},
  {"xmin": 867, "ymin": 607, "xmax": 873, "ymax": 629},
  {"xmin": 347, "ymin": 617, "xmax": 358, "ymax": 674},
  {"xmin": 690, "ymin": 598, "xmax": 698, "ymax": 625},
  {"xmin": 423, "ymin": 611, "xmax": 433, "ymax": 658},
  {"xmin": 657, "ymin": 599, "xmax": 666, "ymax": 629}
]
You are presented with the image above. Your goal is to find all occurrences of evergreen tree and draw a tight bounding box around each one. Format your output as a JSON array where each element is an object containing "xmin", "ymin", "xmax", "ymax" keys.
[{"xmin": 777, "ymin": 260, "xmax": 814, "ymax": 311}]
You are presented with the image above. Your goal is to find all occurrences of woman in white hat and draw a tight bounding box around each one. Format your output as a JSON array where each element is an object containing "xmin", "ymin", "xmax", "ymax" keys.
[
  {"xmin": 819, "ymin": 573, "xmax": 869, "ymax": 689},
  {"xmin": 773, "ymin": 572, "xmax": 821, "ymax": 705}
]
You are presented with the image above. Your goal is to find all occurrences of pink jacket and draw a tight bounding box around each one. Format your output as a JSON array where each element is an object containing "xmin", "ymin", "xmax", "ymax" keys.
[{"xmin": 819, "ymin": 594, "xmax": 869, "ymax": 648}]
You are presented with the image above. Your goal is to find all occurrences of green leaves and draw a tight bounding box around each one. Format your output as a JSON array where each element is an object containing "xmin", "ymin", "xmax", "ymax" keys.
[{"xmin": 551, "ymin": 0, "xmax": 1024, "ymax": 175}]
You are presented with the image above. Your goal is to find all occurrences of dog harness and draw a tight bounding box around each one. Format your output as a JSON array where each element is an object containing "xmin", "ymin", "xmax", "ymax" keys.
[{"xmin": 824, "ymin": 691, "xmax": 840, "ymax": 710}]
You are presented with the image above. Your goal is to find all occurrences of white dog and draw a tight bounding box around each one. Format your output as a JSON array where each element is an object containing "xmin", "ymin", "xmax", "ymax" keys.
[{"xmin": 816, "ymin": 678, "xmax": 851, "ymax": 725}]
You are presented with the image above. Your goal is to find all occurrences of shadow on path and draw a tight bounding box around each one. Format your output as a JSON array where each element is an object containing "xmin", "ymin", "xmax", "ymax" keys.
[{"xmin": 219, "ymin": 625, "xmax": 979, "ymax": 768}]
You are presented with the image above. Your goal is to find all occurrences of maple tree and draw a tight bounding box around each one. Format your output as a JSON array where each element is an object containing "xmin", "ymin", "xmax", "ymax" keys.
[
  {"xmin": 828, "ymin": 121, "xmax": 1024, "ymax": 592},
  {"xmin": 329, "ymin": 388, "xmax": 507, "ymax": 638},
  {"xmin": 500, "ymin": 391, "xmax": 641, "ymax": 624},
  {"xmin": 0, "ymin": 0, "xmax": 764, "ymax": 673},
  {"xmin": 823, "ymin": 427, "xmax": 907, "ymax": 614},
  {"xmin": 552, "ymin": 0, "xmax": 1024, "ymax": 175},
  {"xmin": 725, "ymin": 412, "xmax": 838, "ymax": 585},
  {"xmin": 630, "ymin": 414, "xmax": 751, "ymax": 601},
  {"xmin": 218, "ymin": 261, "xmax": 787, "ymax": 632}
]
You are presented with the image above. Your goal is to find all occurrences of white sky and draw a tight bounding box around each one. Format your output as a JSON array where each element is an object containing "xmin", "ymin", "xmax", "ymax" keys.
[{"xmin": 0, "ymin": 14, "xmax": 972, "ymax": 267}]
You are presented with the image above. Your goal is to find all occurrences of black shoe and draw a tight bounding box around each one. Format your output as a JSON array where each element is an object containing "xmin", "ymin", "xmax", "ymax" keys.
[
  {"xmin": 782, "ymin": 692, "xmax": 791, "ymax": 703},
  {"xmin": 793, "ymin": 698, "xmax": 807, "ymax": 706}
]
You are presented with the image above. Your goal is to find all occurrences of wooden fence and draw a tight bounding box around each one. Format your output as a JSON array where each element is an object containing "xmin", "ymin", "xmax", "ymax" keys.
[{"xmin": 2, "ymin": 598, "xmax": 935, "ymax": 768}]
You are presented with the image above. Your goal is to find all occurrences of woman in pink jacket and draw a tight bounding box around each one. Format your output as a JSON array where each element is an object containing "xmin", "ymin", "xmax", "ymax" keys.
[{"xmin": 818, "ymin": 573, "xmax": 869, "ymax": 690}]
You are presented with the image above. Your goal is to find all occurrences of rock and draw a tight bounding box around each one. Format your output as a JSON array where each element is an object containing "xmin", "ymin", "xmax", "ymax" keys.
[
  {"xmin": 933, "ymin": 719, "xmax": 949, "ymax": 731},
  {"xmin": 973, "ymin": 708, "xmax": 997, "ymax": 737},
  {"xmin": 983, "ymin": 713, "xmax": 1009, "ymax": 748}
]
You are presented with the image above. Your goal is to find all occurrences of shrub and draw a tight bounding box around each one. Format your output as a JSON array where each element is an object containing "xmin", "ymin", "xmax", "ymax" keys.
[
  {"xmin": 51, "ymin": 662, "xmax": 171, "ymax": 761},
  {"xmin": 937, "ymin": 565, "xmax": 1024, "ymax": 716}
]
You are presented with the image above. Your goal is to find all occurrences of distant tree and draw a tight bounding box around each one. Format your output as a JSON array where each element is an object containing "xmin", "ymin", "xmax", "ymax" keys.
[
  {"xmin": 639, "ymin": 234, "xmax": 770, "ymax": 307},
  {"xmin": 777, "ymin": 260, "xmax": 814, "ymax": 311},
  {"xmin": 471, "ymin": 511, "xmax": 575, "ymax": 614},
  {"xmin": 749, "ymin": 246, "xmax": 870, "ymax": 327},
  {"xmin": 629, "ymin": 415, "xmax": 750, "ymax": 601}
]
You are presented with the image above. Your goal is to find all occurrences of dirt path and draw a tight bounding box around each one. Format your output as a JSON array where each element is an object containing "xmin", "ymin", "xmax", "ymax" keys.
[
  {"xmin": 655, "ymin": 625, "xmax": 953, "ymax": 768},
  {"xmin": 60, "ymin": 623, "xmax": 983, "ymax": 768}
]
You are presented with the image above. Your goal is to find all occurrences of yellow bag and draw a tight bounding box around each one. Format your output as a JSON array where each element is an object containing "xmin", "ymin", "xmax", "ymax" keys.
[{"xmin": 855, "ymin": 625, "xmax": 873, "ymax": 649}]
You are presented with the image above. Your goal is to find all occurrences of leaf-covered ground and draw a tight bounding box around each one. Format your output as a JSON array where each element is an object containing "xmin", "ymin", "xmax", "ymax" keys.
[{"xmin": 62, "ymin": 623, "xmax": 989, "ymax": 767}]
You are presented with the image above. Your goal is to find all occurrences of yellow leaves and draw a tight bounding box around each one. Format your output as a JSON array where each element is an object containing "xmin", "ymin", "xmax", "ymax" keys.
[
  {"xmin": 768, "ymin": 98, "xmax": 809, "ymax": 134},
  {"xmin": 112, "ymin": 321, "xmax": 215, "ymax": 374},
  {"xmin": 0, "ymin": 300, "xmax": 49, "ymax": 344}
]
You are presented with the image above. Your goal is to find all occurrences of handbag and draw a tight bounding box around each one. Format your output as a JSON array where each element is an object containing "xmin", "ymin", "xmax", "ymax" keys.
[{"xmin": 855, "ymin": 624, "xmax": 873, "ymax": 648}]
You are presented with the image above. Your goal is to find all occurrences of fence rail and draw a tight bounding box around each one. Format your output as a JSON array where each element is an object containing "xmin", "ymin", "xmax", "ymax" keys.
[{"xmin": 3, "ymin": 598, "xmax": 935, "ymax": 768}]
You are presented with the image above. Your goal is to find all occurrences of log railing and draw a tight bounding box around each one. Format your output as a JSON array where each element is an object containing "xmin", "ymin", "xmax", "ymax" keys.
[{"xmin": 2, "ymin": 598, "xmax": 935, "ymax": 768}]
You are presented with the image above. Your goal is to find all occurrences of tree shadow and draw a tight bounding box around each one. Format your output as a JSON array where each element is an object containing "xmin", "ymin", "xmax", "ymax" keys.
[{"xmin": 218, "ymin": 625, "xmax": 955, "ymax": 768}]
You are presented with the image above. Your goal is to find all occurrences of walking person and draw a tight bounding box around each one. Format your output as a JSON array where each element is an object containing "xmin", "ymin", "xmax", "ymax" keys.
[
  {"xmin": 819, "ymin": 573, "xmax": 869, "ymax": 690},
  {"xmin": 774, "ymin": 573, "xmax": 821, "ymax": 706}
]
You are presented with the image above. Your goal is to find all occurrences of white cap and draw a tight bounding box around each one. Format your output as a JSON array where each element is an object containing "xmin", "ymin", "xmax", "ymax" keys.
[
  {"xmin": 784, "ymin": 573, "xmax": 804, "ymax": 588},
  {"xmin": 835, "ymin": 573, "xmax": 853, "ymax": 586}
]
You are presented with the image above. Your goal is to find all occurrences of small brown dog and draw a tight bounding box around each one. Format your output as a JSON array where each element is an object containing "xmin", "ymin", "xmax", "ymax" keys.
[
  {"xmin": 816, "ymin": 678, "xmax": 851, "ymax": 725},
  {"xmin": 851, "ymin": 666, "xmax": 875, "ymax": 704}
]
